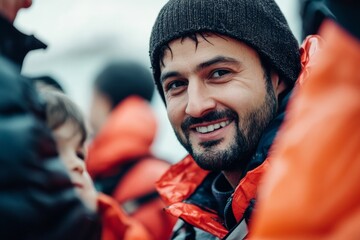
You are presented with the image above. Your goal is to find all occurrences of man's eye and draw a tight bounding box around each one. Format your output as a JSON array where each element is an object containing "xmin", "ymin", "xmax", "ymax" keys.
[
  {"xmin": 211, "ymin": 69, "xmax": 230, "ymax": 78},
  {"xmin": 166, "ymin": 80, "xmax": 187, "ymax": 91}
]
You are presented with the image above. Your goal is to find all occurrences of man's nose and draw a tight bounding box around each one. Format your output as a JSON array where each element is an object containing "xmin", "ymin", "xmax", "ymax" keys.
[{"xmin": 185, "ymin": 80, "xmax": 216, "ymax": 118}]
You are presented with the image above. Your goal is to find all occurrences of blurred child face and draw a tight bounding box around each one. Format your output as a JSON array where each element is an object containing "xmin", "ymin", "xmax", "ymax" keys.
[{"xmin": 53, "ymin": 120, "xmax": 98, "ymax": 211}]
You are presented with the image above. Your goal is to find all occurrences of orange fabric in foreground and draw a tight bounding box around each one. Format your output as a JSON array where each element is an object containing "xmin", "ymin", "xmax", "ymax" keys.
[
  {"xmin": 98, "ymin": 193, "xmax": 153, "ymax": 240},
  {"xmin": 250, "ymin": 20, "xmax": 360, "ymax": 239}
]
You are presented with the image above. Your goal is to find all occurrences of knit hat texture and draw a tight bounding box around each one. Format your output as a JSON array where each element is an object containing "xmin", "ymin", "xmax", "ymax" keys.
[{"xmin": 149, "ymin": 0, "xmax": 301, "ymax": 102}]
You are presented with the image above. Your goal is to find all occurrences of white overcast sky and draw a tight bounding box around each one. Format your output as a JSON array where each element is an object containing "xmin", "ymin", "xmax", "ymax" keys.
[{"xmin": 15, "ymin": 0, "xmax": 301, "ymax": 163}]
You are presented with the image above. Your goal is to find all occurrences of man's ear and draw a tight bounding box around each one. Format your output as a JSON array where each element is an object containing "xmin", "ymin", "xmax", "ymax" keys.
[{"xmin": 271, "ymin": 71, "xmax": 287, "ymax": 97}]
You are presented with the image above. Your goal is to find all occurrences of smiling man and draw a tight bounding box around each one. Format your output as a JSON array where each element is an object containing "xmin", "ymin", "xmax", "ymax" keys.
[
  {"xmin": 149, "ymin": 0, "xmax": 303, "ymax": 239},
  {"xmin": 160, "ymin": 35, "xmax": 282, "ymax": 187}
]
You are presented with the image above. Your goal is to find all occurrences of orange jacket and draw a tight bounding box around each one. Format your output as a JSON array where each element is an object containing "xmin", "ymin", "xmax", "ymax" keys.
[
  {"xmin": 157, "ymin": 155, "xmax": 268, "ymax": 239},
  {"xmin": 87, "ymin": 96, "xmax": 175, "ymax": 240},
  {"xmin": 250, "ymin": 20, "xmax": 360, "ymax": 239},
  {"xmin": 156, "ymin": 36, "xmax": 321, "ymax": 239},
  {"xmin": 98, "ymin": 193, "xmax": 152, "ymax": 240}
]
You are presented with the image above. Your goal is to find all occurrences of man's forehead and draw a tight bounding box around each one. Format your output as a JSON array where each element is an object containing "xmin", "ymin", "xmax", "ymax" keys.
[
  {"xmin": 167, "ymin": 32, "xmax": 229, "ymax": 48},
  {"xmin": 161, "ymin": 32, "xmax": 255, "ymax": 63},
  {"xmin": 161, "ymin": 32, "xmax": 229, "ymax": 61}
]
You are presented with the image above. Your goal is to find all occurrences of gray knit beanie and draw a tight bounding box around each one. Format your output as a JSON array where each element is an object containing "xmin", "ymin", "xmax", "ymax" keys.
[{"xmin": 149, "ymin": 0, "xmax": 301, "ymax": 102}]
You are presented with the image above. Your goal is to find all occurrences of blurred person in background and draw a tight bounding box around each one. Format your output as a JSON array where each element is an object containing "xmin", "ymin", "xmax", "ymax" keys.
[
  {"xmin": 249, "ymin": 0, "xmax": 360, "ymax": 238},
  {"xmin": 0, "ymin": 0, "xmax": 100, "ymax": 239},
  {"xmin": 87, "ymin": 61, "xmax": 176, "ymax": 240},
  {"xmin": 299, "ymin": 0, "xmax": 335, "ymax": 40},
  {"xmin": 148, "ymin": 0, "xmax": 322, "ymax": 239},
  {"xmin": 40, "ymin": 87, "xmax": 155, "ymax": 240}
]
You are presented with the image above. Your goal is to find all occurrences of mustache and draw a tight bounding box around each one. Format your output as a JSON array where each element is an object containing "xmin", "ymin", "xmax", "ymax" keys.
[{"xmin": 181, "ymin": 109, "xmax": 238, "ymax": 131}]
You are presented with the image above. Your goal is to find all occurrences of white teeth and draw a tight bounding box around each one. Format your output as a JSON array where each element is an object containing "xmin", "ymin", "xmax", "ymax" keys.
[
  {"xmin": 195, "ymin": 120, "xmax": 230, "ymax": 134},
  {"xmin": 207, "ymin": 125, "xmax": 214, "ymax": 132},
  {"xmin": 199, "ymin": 127, "xmax": 207, "ymax": 133}
]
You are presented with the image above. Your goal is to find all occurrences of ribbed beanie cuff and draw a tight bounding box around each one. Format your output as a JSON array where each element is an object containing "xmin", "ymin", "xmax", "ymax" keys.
[{"xmin": 150, "ymin": 0, "xmax": 301, "ymax": 102}]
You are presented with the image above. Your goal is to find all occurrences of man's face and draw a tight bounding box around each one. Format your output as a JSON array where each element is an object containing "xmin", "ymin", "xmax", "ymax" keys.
[
  {"xmin": 0, "ymin": 0, "xmax": 32, "ymax": 23},
  {"xmin": 160, "ymin": 33, "xmax": 280, "ymax": 171}
]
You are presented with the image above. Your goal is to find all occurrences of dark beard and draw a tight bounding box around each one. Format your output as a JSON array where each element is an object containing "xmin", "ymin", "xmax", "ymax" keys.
[{"xmin": 174, "ymin": 83, "xmax": 277, "ymax": 171}]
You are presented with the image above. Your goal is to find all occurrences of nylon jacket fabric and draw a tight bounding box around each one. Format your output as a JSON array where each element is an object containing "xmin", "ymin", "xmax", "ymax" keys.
[
  {"xmin": 250, "ymin": 20, "xmax": 360, "ymax": 239},
  {"xmin": 98, "ymin": 193, "xmax": 153, "ymax": 240},
  {"xmin": 156, "ymin": 36, "xmax": 320, "ymax": 239},
  {"xmin": 0, "ymin": 15, "xmax": 46, "ymax": 69},
  {"xmin": 0, "ymin": 56, "xmax": 101, "ymax": 239},
  {"xmin": 87, "ymin": 96, "xmax": 156, "ymax": 176},
  {"xmin": 87, "ymin": 96, "xmax": 175, "ymax": 240}
]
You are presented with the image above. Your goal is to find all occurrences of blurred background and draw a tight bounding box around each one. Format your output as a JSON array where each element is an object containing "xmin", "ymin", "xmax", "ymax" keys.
[{"xmin": 15, "ymin": 0, "xmax": 301, "ymax": 163}]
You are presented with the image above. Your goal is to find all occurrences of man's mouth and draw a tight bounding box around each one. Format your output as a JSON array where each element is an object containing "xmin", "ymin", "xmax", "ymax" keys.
[{"xmin": 193, "ymin": 120, "xmax": 231, "ymax": 134}]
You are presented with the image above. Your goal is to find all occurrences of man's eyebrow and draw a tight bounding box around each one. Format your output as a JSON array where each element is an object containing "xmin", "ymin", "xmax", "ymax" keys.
[
  {"xmin": 160, "ymin": 56, "xmax": 239, "ymax": 83},
  {"xmin": 160, "ymin": 71, "xmax": 181, "ymax": 84},
  {"xmin": 196, "ymin": 56, "xmax": 240, "ymax": 71}
]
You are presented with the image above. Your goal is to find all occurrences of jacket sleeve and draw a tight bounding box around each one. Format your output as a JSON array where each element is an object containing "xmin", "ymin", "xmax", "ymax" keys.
[
  {"xmin": 0, "ymin": 57, "xmax": 101, "ymax": 240},
  {"xmin": 249, "ymin": 20, "xmax": 360, "ymax": 239},
  {"xmin": 98, "ymin": 193, "xmax": 154, "ymax": 240}
]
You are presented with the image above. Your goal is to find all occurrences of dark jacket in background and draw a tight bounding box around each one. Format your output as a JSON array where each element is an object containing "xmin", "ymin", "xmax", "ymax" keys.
[
  {"xmin": 0, "ymin": 15, "xmax": 100, "ymax": 240},
  {"xmin": 0, "ymin": 15, "xmax": 46, "ymax": 69}
]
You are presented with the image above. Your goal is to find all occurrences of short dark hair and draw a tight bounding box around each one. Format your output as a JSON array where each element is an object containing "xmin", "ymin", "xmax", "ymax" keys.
[
  {"xmin": 94, "ymin": 61, "xmax": 155, "ymax": 109},
  {"xmin": 39, "ymin": 89, "xmax": 87, "ymax": 144}
]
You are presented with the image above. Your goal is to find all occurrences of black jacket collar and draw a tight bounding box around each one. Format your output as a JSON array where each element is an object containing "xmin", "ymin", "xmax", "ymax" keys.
[
  {"xmin": 243, "ymin": 89, "xmax": 293, "ymax": 174},
  {"xmin": 0, "ymin": 14, "xmax": 46, "ymax": 69}
]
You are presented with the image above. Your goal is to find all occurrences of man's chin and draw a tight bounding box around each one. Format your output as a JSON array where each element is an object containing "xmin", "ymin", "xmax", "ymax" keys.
[
  {"xmin": 192, "ymin": 137, "xmax": 228, "ymax": 153},
  {"xmin": 192, "ymin": 152, "xmax": 231, "ymax": 171},
  {"xmin": 199, "ymin": 139, "xmax": 222, "ymax": 148},
  {"xmin": 191, "ymin": 148, "xmax": 229, "ymax": 171},
  {"xmin": 190, "ymin": 139, "xmax": 250, "ymax": 171},
  {"xmin": 177, "ymin": 134, "xmax": 236, "ymax": 170}
]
